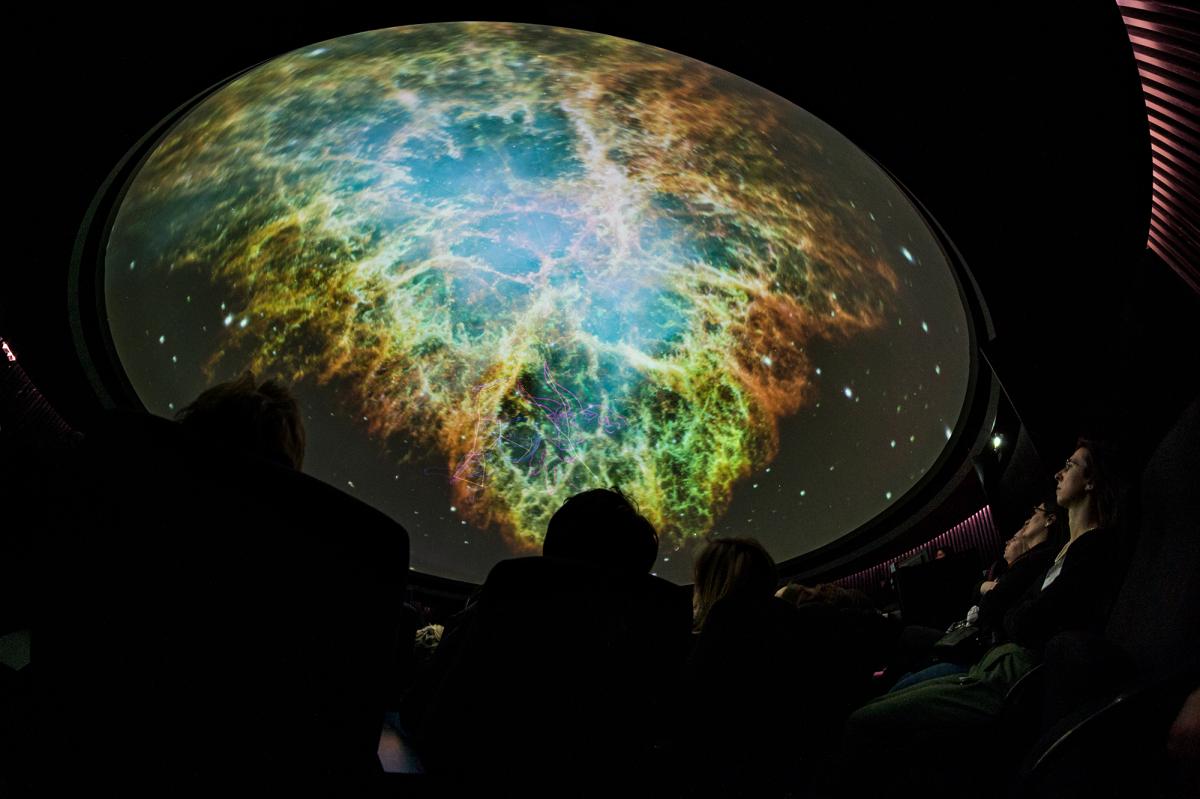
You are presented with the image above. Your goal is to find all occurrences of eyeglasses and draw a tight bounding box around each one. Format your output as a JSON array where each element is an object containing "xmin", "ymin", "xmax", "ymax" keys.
[{"xmin": 1062, "ymin": 458, "xmax": 1083, "ymax": 472}]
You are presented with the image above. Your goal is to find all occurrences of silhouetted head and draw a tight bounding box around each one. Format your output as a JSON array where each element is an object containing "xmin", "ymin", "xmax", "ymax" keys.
[
  {"xmin": 175, "ymin": 371, "xmax": 306, "ymax": 470},
  {"xmin": 543, "ymin": 488, "xmax": 659, "ymax": 574},
  {"xmin": 691, "ymin": 537, "xmax": 778, "ymax": 631}
]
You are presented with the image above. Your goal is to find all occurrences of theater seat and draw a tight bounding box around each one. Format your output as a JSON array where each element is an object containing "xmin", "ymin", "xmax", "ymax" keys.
[
  {"xmin": 414, "ymin": 555, "xmax": 691, "ymax": 791},
  {"xmin": 47, "ymin": 410, "xmax": 410, "ymax": 792}
]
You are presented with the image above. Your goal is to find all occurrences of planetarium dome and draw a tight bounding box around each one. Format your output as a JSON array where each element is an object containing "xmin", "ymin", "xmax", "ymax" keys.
[{"xmin": 92, "ymin": 22, "xmax": 975, "ymax": 583}]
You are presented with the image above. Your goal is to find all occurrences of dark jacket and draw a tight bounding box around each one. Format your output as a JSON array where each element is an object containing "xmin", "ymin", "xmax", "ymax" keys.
[
  {"xmin": 977, "ymin": 542, "xmax": 1056, "ymax": 636},
  {"xmin": 1003, "ymin": 527, "xmax": 1129, "ymax": 652}
]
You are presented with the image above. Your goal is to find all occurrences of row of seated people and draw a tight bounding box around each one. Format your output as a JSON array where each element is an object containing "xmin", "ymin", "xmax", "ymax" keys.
[
  {"xmin": 15, "ymin": 368, "xmax": 1198, "ymax": 795},
  {"xmin": 835, "ymin": 441, "xmax": 1132, "ymax": 798},
  {"xmin": 387, "ymin": 492, "xmax": 899, "ymax": 795},
  {"xmin": 883, "ymin": 496, "xmax": 1065, "ymax": 691},
  {"xmin": 382, "ymin": 429, "xmax": 1198, "ymax": 797}
]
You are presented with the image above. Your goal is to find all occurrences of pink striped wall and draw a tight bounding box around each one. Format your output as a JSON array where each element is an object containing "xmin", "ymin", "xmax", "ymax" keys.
[
  {"xmin": 1116, "ymin": 1, "xmax": 1200, "ymax": 294},
  {"xmin": 834, "ymin": 505, "xmax": 1001, "ymax": 595}
]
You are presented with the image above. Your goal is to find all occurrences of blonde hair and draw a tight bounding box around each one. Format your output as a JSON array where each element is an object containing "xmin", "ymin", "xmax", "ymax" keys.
[{"xmin": 691, "ymin": 537, "xmax": 777, "ymax": 631}]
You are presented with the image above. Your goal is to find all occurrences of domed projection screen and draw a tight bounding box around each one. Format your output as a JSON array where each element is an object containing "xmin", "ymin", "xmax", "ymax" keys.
[{"xmin": 103, "ymin": 23, "xmax": 971, "ymax": 583}]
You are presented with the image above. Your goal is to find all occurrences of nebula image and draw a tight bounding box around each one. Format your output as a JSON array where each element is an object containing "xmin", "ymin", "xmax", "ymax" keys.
[{"xmin": 104, "ymin": 23, "xmax": 971, "ymax": 582}]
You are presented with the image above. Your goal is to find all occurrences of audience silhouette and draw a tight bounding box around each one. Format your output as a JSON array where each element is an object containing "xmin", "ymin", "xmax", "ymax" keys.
[
  {"xmin": 48, "ymin": 372, "xmax": 409, "ymax": 793},
  {"xmin": 404, "ymin": 487, "xmax": 688, "ymax": 794},
  {"xmin": 542, "ymin": 486, "xmax": 660, "ymax": 573},
  {"xmin": 175, "ymin": 370, "xmax": 307, "ymax": 470},
  {"xmin": 14, "ymin": 352, "xmax": 1192, "ymax": 798}
]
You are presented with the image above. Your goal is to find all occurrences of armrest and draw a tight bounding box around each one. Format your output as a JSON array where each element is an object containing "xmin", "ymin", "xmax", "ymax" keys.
[{"xmin": 1018, "ymin": 671, "xmax": 1197, "ymax": 795}]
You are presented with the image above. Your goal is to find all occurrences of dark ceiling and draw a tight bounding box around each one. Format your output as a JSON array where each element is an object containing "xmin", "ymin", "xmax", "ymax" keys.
[{"xmin": 6, "ymin": 4, "xmax": 1197, "ymax": 565}]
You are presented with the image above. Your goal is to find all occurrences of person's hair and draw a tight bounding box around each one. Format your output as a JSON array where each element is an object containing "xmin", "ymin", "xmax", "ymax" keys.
[
  {"xmin": 1076, "ymin": 436, "xmax": 1126, "ymax": 530},
  {"xmin": 779, "ymin": 581, "xmax": 874, "ymax": 611},
  {"xmin": 776, "ymin": 582, "xmax": 810, "ymax": 605},
  {"xmin": 542, "ymin": 488, "xmax": 659, "ymax": 573},
  {"xmin": 691, "ymin": 537, "xmax": 777, "ymax": 631},
  {"xmin": 175, "ymin": 371, "xmax": 306, "ymax": 470}
]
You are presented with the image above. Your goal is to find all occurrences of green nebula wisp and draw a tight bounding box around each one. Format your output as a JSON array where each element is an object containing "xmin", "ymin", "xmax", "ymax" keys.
[{"xmin": 109, "ymin": 23, "xmax": 905, "ymax": 553}]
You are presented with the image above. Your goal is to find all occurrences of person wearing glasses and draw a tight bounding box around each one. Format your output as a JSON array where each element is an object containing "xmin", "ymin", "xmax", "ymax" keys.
[
  {"xmin": 1002, "ymin": 440, "xmax": 1128, "ymax": 650},
  {"xmin": 834, "ymin": 438, "xmax": 1129, "ymax": 796},
  {"xmin": 975, "ymin": 497, "xmax": 1065, "ymax": 634},
  {"xmin": 885, "ymin": 494, "xmax": 1067, "ymax": 693}
]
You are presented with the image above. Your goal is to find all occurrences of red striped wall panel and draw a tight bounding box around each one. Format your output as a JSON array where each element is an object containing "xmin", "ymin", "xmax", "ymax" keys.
[{"xmin": 1117, "ymin": 1, "xmax": 1200, "ymax": 293}]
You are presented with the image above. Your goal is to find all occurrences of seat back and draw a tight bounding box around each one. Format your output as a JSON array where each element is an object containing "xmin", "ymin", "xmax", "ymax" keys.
[
  {"xmin": 1104, "ymin": 395, "xmax": 1200, "ymax": 677},
  {"xmin": 417, "ymin": 556, "xmax": 691, "ymax": 784},
  {"xmin": 50, "ymin": 410, "xmax": 410, "ymax": 790}
]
